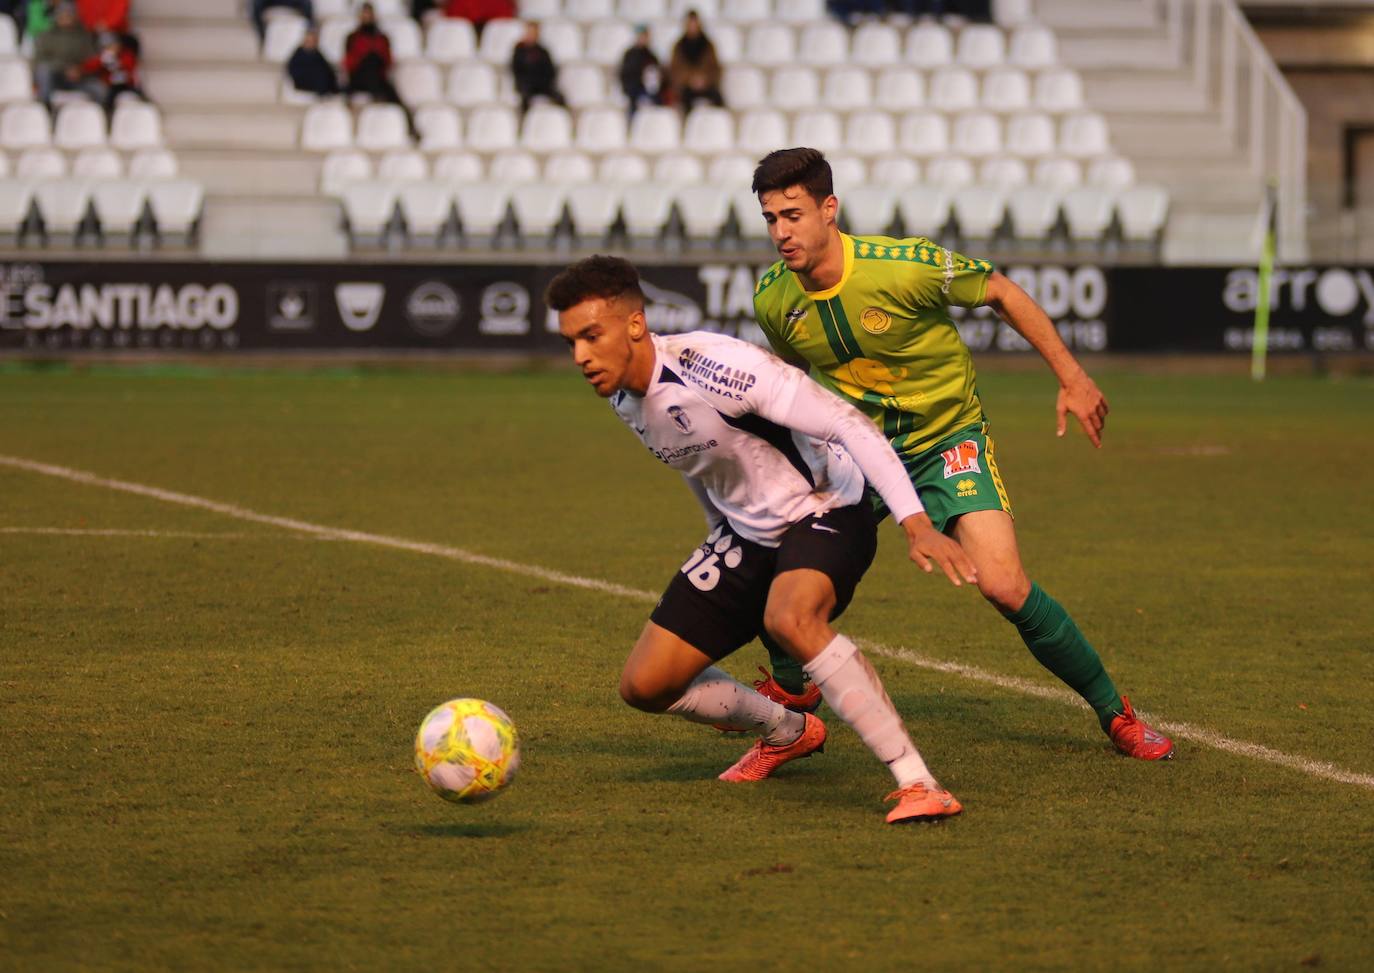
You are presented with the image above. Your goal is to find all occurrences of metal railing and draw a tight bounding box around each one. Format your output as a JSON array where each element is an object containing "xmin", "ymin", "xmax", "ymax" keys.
[{"xmin": 1162, "ymin": 0, "xmax": 1308, "ymax": 261}]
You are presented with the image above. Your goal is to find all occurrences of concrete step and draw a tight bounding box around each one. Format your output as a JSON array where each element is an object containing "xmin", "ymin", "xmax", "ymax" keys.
[
  {"xmin": 133, "ymin": 0, "xmax": 242, "ymax": 19},
  {"xmin": 1083, "ymin": 70, "xmax": 1210, "ymax": 114},
  {"xmin": 136, "ymin": 23, "xmax": 259, "ymax": 63},
  {"xmin": 1058, "ymin": 32, "xmax": 1183, "ymax": 70},
  {"xmin": 143, "ymin": 64, "xmax": 282, "ymax": 107},
  {"xmin": 199, "ymin": 195, "xmax": 348, "ymax": 259},
  {"xmin": 1163, "ymin": 210, "xmax": 1263, "ymax": 264},
  {"xmin": 1105, "ymin": 114, "xmax": 1242, "ymax": 159},
  {"xmin": 1032, "ymin": 0, "xmax": 1161, "ymax": 30},
  {"xmin": 177, "ymin": 150, "xmax": 321, "ymax": 197},
  {"xmin": 163, "ymin": 106, "xmax": 304, "ymax": 151}
]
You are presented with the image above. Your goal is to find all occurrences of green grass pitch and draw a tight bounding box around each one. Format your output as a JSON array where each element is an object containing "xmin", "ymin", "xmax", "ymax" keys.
[{"xmin": 1, "ymin": 361, "xmax": 1372, "ymax": 971}]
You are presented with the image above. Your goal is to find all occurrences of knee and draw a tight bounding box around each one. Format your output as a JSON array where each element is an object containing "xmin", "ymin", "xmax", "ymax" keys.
[
  {"xmin": 618, "ymin": 670, "xmax": 672, "ymax": 713},
  {"xmin": 978, "ymin": 570, "xmax": 1032, "ymax": 614},
  {"xmin": 763, "ymin": 604, "xmax": 826, "ymax": 655}
]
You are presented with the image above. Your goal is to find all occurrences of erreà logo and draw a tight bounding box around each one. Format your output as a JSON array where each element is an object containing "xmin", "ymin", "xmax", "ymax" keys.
[{"xmin": 335, "ymin": 282, "xmax": 385, "ymax": 332}]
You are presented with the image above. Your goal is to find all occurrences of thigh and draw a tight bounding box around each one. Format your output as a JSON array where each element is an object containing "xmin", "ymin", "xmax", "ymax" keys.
[
  {"xmin": 773, "ymin": 501, "xmax": 878, "ymax": 620},
  {"xmin": 949, "ymin": 507, "xmax": 1030, "ymax": 606},
  {"xmin": 648, "ymin": 523, "xmax": 774, "ymax": 662}
]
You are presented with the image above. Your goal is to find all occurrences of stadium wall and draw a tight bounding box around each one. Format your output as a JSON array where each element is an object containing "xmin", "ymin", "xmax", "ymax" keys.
[{"xmin": 1, "ymin": 259, "xmax": 1372, "ymax": 356}]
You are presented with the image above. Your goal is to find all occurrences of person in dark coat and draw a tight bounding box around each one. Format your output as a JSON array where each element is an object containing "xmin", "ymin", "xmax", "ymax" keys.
[
  {"xmin": 509, "ymin": 20, "xmax": 564, "ymax": 115},
  {"xmin": 287, "ymin": 27, "xmax": 338, "ymax": 96},
  {"xmin": 618, "ymin": 25, "xmax": 662, "ymax": 119},
  {"xmin": 343, "ymin": 3, "xmax": 417, "ymax": 139}
]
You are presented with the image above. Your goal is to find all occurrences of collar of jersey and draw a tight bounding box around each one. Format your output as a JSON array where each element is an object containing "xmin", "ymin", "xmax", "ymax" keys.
[{"xmin": 797, "ymin": 232, "xmax": 854, "ymax": 302}]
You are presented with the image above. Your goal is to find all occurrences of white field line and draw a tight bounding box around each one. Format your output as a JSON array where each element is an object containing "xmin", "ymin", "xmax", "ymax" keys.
[
  {"xmin": 1, "ymin": 527, "xmax": 263, "ymax": 539},
  {"xmin": 4, "ymin": 451, "xmax": 1372, "ymax": 793}
]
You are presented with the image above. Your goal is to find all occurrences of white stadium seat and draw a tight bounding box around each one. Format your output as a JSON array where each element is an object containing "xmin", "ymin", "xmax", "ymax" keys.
[
  {"xmin": 769, "ymin": 66, "xmax": 820, "ymax": 112},
  {"xmin": 544, "ymin": 152, "xmax": 595, "ymax": 183},
  {"xmin": 540, "ymin": 20, "xmax": 584, "ymax": 65},
  {"xmin": 317, "ymin": 17, "xmax": 350, "ymax": 63},
  {"xmin": 852, "ymin": 22, "xmax": 901, "ymax": 66},
  {"xmin": 280, "ymin": 75, "xmax": 317, "ymax": 106},
  {"xmin": 399, "ymin": 181, "xmax": 454, "ymax": 240},
  {"xmin": 840, "ymin": 187, "xmax": 896, "ymax": 236},
  {"xmin": 34, "ymin": 179, "xmax": 91, "ymax": 235},
  {"xmin": 448, "ymin": 63, "xmax": 500, "ymax": 107},
  {"xmin": 979, "ymin": 157, "xmax": 1030, "ymax": 191},
  {"xmin": 927, "ymin": 156, "xmax": 976, "ymax": 190},
  {"xmin": 1009, "ymin": 25, "xmax": 1059, "ymax": 69},
  {"xmin": 489, "ymin": 150, "xmax": 540, "ymax": 183},
  {"xmin": 775, "ymin": 0, "xmax": 824, "ymax": 22},
  {"xmin": 433, "ymin": 152, "xmax": 484, "ymax": 184},
  {"xmin": 0, "ymin": 150, "xmax": 12, "ymax": 177},
  {"xmin": 898, "ymin": 112, "xmax": 949, "ymax": 157},
  {"xmin": 952, "ymin": 188, "xmax": 1006, "ymax": 239},
  {"xmin": 871, "ymin": 157, "xmax": 920, "ymax": 188},
  {"xmin": 262, "ymin": 16, "xmax": 306, "ymax": 62},
  {"xmin": 798, "ymin": 22, "xmax": 849, "ymax": 67},
  {"xmin": 675, "ymin": 184, "xmax": 731, "ymax": 239},
  {"xmin": 479, "ymin": 19, "xmax": 525, "ymax": 64},
  {"xmin": 355, "ymin": 104, "xmax": 410, "ymax": 152},
  {"xmin": 653, "ymin": 154, "xmax": 704, "ymax": 185},
  {"xmin": 53, "ymin": 101, "xmax": 106, "ymax": 150},
  {"xmin": 682, "ymin": 106, "xmax": 734, "ymax": 154},
  {"xmin": 628, "ymin": 105, "xmax": 680, "ymax": 154},
  {"xmin": 620, "ymin": 184, "xmax": 673, "ymax": 236},
  {"xmin": 521, "ymin": 0, "xmax": 562, "ymax": 15},
  {"xmin": 744, "ymin": 23, "xmax": 796, "ymax": 66},
  {"xmin": 733, "ymin": 188, "xmax": 769, "ymax": 240},
  {"xmin": 823, "ymin": 68, "xmax": 873, "ymax": 111},
  {"xmin": 382, "ymin": 18, "xmax": 422, "ymax": 61},
  {"xmin": 791, "ymin": 110, "xmax": 843, "ymax": 154},
  {"xmin": 736, "ymin": 108, "xmax": 788, "ymax": 157},
  {"xmin": 378, "ymin": 149, "xmax": 428, "ymax": 183},
  {"xmin": 994, "ymin": 0, "xmax": 1036, "ymax": 26},
  {"xmin": 906, "ymin": 23, "xmax": 953, "ymax": 66},
  {"xmin": 367, "ymin": 0, "xmax": 407, "ymax": 17},
  {"xmin": 415, "ymin": 105, "xmax": 462, "ymax": 152},
  {"xmin": 1087, "ymin": 156, "xmax": 1136, "ymax": 191},
  {"xmin": 520, "ymin": 104, "xmax": 574, "ymax": 153},
  {"xmin": 311, "ymin": 0, "xmax": 348, "ymax": 15},
  {"xmin": 91, "ymin": 179, "xmax": 147, "ymax": 238},
  {"xmin": 930, "ymin": 68, "xmax": 980, "ymax": 113},
  {"xmin": 844, "ymin": 111, "xmax": 896, "ymax": 158},
  {"xmin": 725, "ymin": 0, "xmax": 771, "ymax": 20},
  {"xmin": 0, "ymin": 178, "xmax": 32, "ymax": 233},
  {"xmin": 0, "ymin": 18, "xmax": 17, "ymax": 57},
  {"xmin": 0, "ymin": 59, "xmax": 31, "ymax": 103},
  {"xmin": 707, "ymin": 23, "xmax": 743, "ymax": 63},
  {"xmin": 567, "ymin": 0, "xmax": 613, "ymax": 19},
  {"xmin": 110, "ymin": 103, "xmax": 162, "ymax": 151},
  {"xmin": 1062, "ymin": 187, "xmax": 1114, "ymax": 241},
  {"xmin": 425, "ymin": 18, "xmax": 477, "ymax": 63},
  {"xmin": 599, "ymin": 152, "xmax": 649, "ymax": 183},
  {"xmin": 320, "ymin": 149, "xmax": 371, "ymax": 196},
  {"xmin": 395, "ymin": 62, "xmax": 443, "ymax": 107},
  {"xmin": 957, "ymin": 24, "xmax": 1006, "ymax": 69},
  {"xmin": 129, "ymin": 148, "xmax": 179, "ymax": 181},
  {"xmin": 1033, "ymin": 157, "xmax": 1083, "ymax": 191},
  {"xmin": 584, "ymin": 20, "xmax": 636, "ymax": 66},
  {"xmin": 1005, "ymin": 113, "xmax": 1057, "ymax": 158},
  {"xmin": 575, "ymin": 107, "xmax": 628, "ymax": 154},
  {"xmin": 983, "ymin": 68, "xmax": 1031, "ymax": 112},
  {"xmin": 708, "ymin": 155, "xmax": 754, "ymax": 185},
  {"xmin": 722, "ymin": 66, "xmax": 768, "ymax": 110},
  {"xmin": 72, "ymin": 148, "xmax": 123, "ymax": 181},
  {"xmin": 1, "ymin": 102, "xmax": 50, "ymax": 150},
  {"xmin": 897, "ymin": 187, "xmax": 951, "ymax": 238},
  {"xmin": 1060, "ymin": 112, "xmax": 1111, "ymax": 158},
  {"xmin": 1117, "ymin": 184, "xmax": 1170, "ymax": 241},
  {"xmin": 670, "ymin": 0, "xmax": 719, "ymax": 16},
  {"xmin": 466, "ymin": 106, "xmax": 519, "ymax": 153},
  {"xmin": 874, "ymin": 68, "xmax": 925, "ymax": 111},
  {"xmin": 147, "ymin": 179, "xmax": 205, "ymax": 237},
  {"xmin": 16, "ymin": 147, "xmax": 65, "ymax": 180},
  {"xmin": 341, "ymin": 183, "xmax": 397, "ymax": 238},
  {"xmin": 561, "ymin": 63, "xmax": 609, "ymax": 108},
  {"xmin": 829, "ymin": 155, "xmax": 867, "ymax": 191},
  {"xmin": 952, "ymin": 112, "xmax": 1003, "ymax": 158},
  {"xmin": 1035, "ymin": 68, "xmax": 1085, "ymax": 113},
  {"xmin": 455, "ymin": 181, "xmax": 512, "ymax": 236},
  {"xmin": 1008, "ymin": 186, "xmax": 1062, "ymax": 240},
  {"xmin": 567, "ymin": 182, "xmax": 621, "ymax": 237},
  {"xmin": 620, "ymin": 0, "xmax": 669, "ymax": 19}
]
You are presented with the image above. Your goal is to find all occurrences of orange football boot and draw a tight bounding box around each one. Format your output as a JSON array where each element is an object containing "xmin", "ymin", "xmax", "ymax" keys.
[
  {"xmin": 718, "ymin": 713, "xmax": 826, "ymax": 782},
  {"xmin": 1107, "ymin": 697, "xmax": 1175, "ymax": 760},
  {"xmin": 884, "ymin": 782, "xmax": 964, "ymax": 824}
]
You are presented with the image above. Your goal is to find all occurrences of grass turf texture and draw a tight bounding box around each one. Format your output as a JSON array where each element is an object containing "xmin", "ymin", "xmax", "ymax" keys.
[{"xmin": 1, "ymin": 363, "xmax": 1372, "ymax": 972}]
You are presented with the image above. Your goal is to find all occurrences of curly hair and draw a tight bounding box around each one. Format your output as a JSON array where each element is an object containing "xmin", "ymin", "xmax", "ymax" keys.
[
  {"xmin": 751, "ymin": 147, "xmax": 833, "ymax": 204},
  {"xmin": 544, "ymin": 255, "xmax": 646, "ymax": 312}
]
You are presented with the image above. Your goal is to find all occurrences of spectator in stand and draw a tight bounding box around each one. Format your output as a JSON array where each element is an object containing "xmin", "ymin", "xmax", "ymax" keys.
[
  {"xmin": 251, "ymin": 1, "xmax": 314, "ymax": 44},
  {"xmin": 76, "ymin": 0, "xmax": 128, "ymax": 33},
  {"xmin": 510, "ymin": 20, "xmax": 565, "ymax": 116},
  {"xmin": 668, "ymin": 10, "xmax": 722, "ymax": 113},
  {"xmin": 287, "ymin": 27, "xmax": 338, "ymax": 97},
  {"xmin": 619, "ymin": 25, "xmax": 663, "ymax": 120},
  {"xmin": 444, "ymin": 0, "xmax": 514, "ymax": 39},
  {"xmin": 77, "ymin": 29, "xmax": 146, "ymax": 118},
  {"xmin": 24, "ymin": 0, "xmax": 54, "ymax": 37},
  {"xmin": 343, "ymin": 3, "xmax": 419, "ymax": 141},
  {"xmin": 33, "ymin": 2, "xmax": 95, "ymax": 106}
]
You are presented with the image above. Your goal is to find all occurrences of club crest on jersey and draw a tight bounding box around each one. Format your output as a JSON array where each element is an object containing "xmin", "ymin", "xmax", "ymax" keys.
[
  {"xmin": 667, "ymin": 404, "xmax": 692, "ymax": 434},
  {"xmin": 860, "ymin": 307, "xmax": 892, "ymax": 335},
  {"xmin": 941, "ymin": 440, "xmax": 982, "ymax": 479},
  {"xmin": 785, "ymin": 307, "xmax": 806, "ymax": 325}
]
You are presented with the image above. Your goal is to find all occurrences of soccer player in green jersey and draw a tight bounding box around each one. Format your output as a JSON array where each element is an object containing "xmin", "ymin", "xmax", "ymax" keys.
[{"xmin": 745, "ymin": 147, "xmax": 1174, "ymax": 761}]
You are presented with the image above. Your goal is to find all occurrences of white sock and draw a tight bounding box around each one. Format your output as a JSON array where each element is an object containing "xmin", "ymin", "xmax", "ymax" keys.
[
  {"xmin": 664, "ymin": 666, "xmax": 805, "ymax": 745},
  {"xmin": 802, "ymin": 634, "xmax": 937, "ymax": 788}
]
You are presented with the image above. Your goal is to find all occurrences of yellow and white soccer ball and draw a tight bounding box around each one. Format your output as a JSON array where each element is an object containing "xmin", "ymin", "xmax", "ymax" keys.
[{"xmin": 414, "ymin": 698, "xmax": 521, "ymax": 803}]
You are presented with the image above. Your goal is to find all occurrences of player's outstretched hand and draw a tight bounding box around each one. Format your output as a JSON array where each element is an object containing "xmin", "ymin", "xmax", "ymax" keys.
[
  {"xmin": 1056, "ymin": 372, "xmax": 1109, "ymax": 448},
  {"xmin": 900, "ymin": 513, "xmax": 978, "ymax": 587}
]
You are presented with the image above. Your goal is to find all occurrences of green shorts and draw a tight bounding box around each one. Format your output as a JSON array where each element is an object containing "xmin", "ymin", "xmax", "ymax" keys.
[{"xmin": 871, "ymin": 422, "xmax": 1013, "ymax": 533}]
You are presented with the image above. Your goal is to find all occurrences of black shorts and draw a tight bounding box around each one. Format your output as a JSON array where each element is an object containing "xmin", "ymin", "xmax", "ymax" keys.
[{"xmin": 649, "ymin": 502, "xmax": 878, "ymax": 661}]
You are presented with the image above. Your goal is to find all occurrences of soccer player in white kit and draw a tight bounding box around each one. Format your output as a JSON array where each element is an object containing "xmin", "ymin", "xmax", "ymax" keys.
[{"xmin": 547, "ymin": 255, "xmax": 979, "ymax": 824}]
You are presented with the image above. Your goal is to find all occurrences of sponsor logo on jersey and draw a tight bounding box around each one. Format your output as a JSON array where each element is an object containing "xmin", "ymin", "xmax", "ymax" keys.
[
  {"xmin": 677, "ymin": 346, "xmax": 757, "ymax": 399},
  {"xmin": 860, "ymin": 306, "xmax": 892, "ymax": 335},
  {"xmin": 785, "ymin": 307, "xmax": 805, "ymax": 325},
  {"xmin": 335, "ymin": 283, "xmax": 384, "ymax": 332},
  {"xmin": 667, "ymin": 404, "xmax": 692, "ymax": 434},
  {"xmin": 941, "ymin": 440, "xmax": 982, "ymax": 479},
  {"xmin": 651, "ymin": 440, "xmax": 718, "ymax": 464},
  {"xmin": 956, "ymin": 478, "xmax": 979, "ymax": 497}
]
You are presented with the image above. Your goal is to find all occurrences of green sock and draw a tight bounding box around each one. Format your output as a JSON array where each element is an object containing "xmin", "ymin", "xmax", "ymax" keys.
[
  {"xmin": 761, "ymin": 631, "xmax": 807, "ymax": 695},
  {"xmin": 1005, "ymin": 583, "xmax": 1124, "ymax": 730}
]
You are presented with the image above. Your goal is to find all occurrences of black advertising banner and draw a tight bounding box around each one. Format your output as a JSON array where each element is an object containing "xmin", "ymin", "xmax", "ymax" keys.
[{"xmin": 1, "ymin": 259, "xmax": 1370, "ymax": 354}]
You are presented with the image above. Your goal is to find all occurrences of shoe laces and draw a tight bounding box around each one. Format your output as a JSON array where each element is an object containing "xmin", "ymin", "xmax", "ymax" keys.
[{"xmin": 884, "ymin": 782, "xmax": 930, "ymax": 803}]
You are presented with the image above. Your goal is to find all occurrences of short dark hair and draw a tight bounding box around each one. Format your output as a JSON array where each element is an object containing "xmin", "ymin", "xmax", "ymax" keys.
[
  {"xmin": 751, "ymin": 147, "xmax": 833, "ymax": 203},
  {"xmin": 545, "ymin": 255, "xmax": 646, "ymax": 312}
]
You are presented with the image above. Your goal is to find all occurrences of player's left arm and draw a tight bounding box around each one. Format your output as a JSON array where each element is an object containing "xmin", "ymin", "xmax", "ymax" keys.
[{"xmin": 982, "ymin": 272, "xmax": 1110, "ymax": 448}]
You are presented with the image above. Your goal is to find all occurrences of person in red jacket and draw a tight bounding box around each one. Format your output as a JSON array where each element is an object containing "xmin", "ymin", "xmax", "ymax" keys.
[
  {"xmin": 443, "ymin": 0, "xmax": 514, "ymax": 38},
  {"xmin": 343, "ymin": 3, "xmax": 417, "ymax": 141},
  {"xmin": 78, "ymin": 30, "xmax": 145, "ymax": 118},
  {"xmin": 77, "ymin": 0, "xmax": 129, "ymax": 33}
]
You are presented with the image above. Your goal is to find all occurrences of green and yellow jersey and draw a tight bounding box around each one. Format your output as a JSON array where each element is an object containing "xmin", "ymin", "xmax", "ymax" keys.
[{"xmin": 753, "ymin": 232, "xmax": 994, "ymax": 459}]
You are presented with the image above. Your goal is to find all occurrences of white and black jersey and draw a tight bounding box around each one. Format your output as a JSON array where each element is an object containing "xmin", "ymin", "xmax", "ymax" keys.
[{"xmin": 611, "ymin": 331, "xmax": 924, "ymax": 547}]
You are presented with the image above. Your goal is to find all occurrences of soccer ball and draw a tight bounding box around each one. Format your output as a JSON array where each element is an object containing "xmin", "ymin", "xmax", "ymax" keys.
[{"xmin": 414, "ymin": 698, "xmax": 521, "ymax": 803}]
